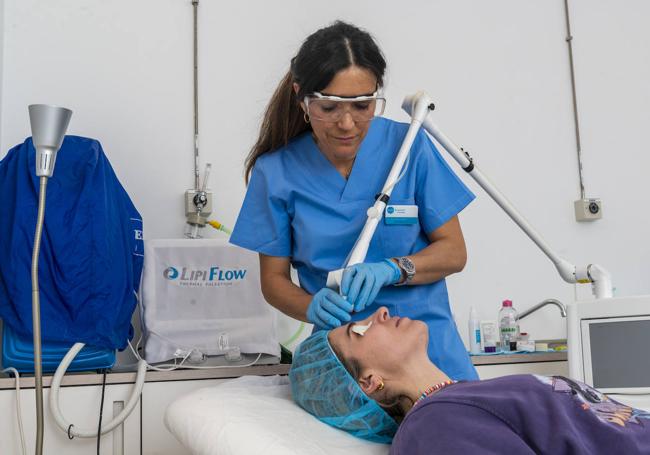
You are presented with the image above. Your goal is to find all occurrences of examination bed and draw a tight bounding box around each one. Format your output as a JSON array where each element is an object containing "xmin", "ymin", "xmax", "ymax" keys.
[{"xmin": 165, "ymin": 375, "xmax": 390, "ymax": 455}]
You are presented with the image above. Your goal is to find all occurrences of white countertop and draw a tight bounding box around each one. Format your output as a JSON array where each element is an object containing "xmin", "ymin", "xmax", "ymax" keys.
[{"xmin": 1, "ymin": 351, "xmax": 568, "ymax": 390}]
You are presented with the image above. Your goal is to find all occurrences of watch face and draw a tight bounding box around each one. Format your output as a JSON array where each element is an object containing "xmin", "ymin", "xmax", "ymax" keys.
[{"xmin": 399, "ymin": 257, "xmax": 415, "ymax": 275}]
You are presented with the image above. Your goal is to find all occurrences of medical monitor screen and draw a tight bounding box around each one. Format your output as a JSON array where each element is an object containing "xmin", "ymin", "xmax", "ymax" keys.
[{"xmin": 589, "ymin": 319, "xmax": 650, "ymax": 389}]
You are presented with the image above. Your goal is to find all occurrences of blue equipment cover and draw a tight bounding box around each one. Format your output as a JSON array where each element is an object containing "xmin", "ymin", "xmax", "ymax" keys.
[
  {"xmin": 0, "ymin": 136, "xmax": 143, "ymax": 350},
  {"xmin": 2, "ymin": 324, "xmax": 115, "ymax": 373}
]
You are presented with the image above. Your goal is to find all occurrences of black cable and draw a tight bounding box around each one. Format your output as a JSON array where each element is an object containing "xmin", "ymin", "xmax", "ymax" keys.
[{"xmin": 97, "ymin": 369, "xmax": 108, "ymax": 454}]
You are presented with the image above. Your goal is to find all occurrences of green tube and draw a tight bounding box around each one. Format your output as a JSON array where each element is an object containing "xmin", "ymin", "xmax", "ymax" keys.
[{"xmin": 281, "ymin": 322, "xmax": 306, "ymax": 349}]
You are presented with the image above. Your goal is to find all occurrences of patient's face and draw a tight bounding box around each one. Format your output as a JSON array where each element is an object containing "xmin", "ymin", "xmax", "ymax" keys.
[{"xmin": 328, "ymin": 307, "xmax": 428, "ymax": 374}]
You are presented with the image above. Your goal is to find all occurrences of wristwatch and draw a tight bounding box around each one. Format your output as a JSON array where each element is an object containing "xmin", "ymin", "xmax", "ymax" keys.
[{"xmin": 394, "ymin": 257, "xmax": 415, "ymax": 286}]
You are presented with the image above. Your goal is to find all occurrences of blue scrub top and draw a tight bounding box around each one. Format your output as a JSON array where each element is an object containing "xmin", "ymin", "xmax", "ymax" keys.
[{"xmin": 231, "ymin": 117, "xmax": 478, "ymax": 380}]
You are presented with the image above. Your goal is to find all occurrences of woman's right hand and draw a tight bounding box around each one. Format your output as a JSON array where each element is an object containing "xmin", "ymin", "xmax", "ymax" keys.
[{"xmin": 306, "ymin": 288, "xmax": 354, "ymax": 329}]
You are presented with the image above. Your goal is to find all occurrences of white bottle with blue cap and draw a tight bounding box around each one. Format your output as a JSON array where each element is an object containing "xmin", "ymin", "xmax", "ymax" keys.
[{"xmin": 468, "ymin": 306, "xmax": 481, "ymax": 354}]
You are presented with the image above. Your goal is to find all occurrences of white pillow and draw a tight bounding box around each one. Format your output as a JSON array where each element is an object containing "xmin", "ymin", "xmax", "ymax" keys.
[{"xmin": 165, "ymin": 375, "xmax": 390, "ymax": 455}]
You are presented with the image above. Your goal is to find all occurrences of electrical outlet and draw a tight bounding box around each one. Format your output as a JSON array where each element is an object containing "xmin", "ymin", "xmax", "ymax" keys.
[{"xmin": 574, "ymin": 198, "xmax": 602, "ymax": 222}]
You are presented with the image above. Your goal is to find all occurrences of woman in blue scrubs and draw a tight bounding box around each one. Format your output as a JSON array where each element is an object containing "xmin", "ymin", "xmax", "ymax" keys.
[{"xmin": 230, "ymin": 21, "xmax": 478, "ymax": 381}]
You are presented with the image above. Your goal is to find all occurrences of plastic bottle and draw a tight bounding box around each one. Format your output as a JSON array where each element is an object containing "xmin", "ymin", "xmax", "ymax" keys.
[
  {"xmin": 498, "ymin": 299, "xmax": 519, "ymax": 352},
  {"xmin": 468, "ymin": 307, "xmax": 481, "ymax": 354}
]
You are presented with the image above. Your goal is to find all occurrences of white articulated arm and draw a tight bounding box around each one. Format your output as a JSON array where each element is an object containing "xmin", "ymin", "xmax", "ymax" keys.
[{"xmin": 402, "ymin": 91, "xmax": 613, "ymax": 299}]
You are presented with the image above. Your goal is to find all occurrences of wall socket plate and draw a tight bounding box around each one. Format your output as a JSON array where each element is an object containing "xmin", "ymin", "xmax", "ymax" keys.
[
  {"xmin": 574, "ymin": 198, "xmax": 602, "ymax": 222},
  {"xmin": 185, "ymin": 189, "xmax": 213, "ymax": 217}
]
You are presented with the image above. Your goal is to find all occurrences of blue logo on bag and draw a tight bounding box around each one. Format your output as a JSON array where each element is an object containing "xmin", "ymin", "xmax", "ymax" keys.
[
  {"xmin": 163, "ymin": 265, "xmax": 247, "ymax": 286},
  {"xmin": 163, "ymin": 267, "xmax": 179, "ymax": 280},
  {"xmin": 387, "ymin": 207, "xmax": 395, "ymax": 214}
]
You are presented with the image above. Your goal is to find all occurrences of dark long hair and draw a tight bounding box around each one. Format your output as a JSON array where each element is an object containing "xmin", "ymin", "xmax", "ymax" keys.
[{"xmin": 244, "ymin": 21, "xmax": 387, "ymax": 183}]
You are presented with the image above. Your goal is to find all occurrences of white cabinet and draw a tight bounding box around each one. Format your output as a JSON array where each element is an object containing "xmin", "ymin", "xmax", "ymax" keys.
[
  {"xmin": 476, "ymin": 361, "xmax": 569, "ymax": 380},
  {"xmin": 0, "ymin": 364, "xmax": 288, "ymax": 454},
  {"xmin": 141, "ymin": 379, "xmax": 227, "ymax": 455},
  {"xmin": 0, "ymin": 383, "xmax": 141, "ymax": 454}
]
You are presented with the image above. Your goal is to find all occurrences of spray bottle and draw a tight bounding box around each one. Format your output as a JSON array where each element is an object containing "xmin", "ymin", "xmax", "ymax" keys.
[{"xmin": 499, "ymin": 299, "xmax": 520, "ymax": 352}]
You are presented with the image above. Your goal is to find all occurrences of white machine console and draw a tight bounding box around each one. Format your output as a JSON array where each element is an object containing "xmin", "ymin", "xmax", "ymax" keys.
[{"xmin": 568, "ymin": 295, "xmax": 650, "ymax": 410}]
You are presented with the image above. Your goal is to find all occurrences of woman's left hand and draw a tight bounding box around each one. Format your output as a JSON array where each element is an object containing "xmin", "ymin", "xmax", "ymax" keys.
[{"xmin": 341, "ymin": 260, "xmax": 401, "ymax": 312}]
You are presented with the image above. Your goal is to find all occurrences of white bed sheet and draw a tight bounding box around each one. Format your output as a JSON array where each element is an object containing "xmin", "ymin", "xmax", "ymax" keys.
[{"xmin": 164, "ymin": 375, "xmax": 390, "ymax": 455}]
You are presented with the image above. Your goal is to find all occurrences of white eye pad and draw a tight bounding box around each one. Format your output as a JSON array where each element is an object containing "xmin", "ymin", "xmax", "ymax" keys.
[{"xmin": 351, "ymin": 321, "xmax": 372, "ymax": 336}]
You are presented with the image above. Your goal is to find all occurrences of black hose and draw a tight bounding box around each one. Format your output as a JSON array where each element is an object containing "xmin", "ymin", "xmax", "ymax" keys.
[{"xmin": 97, "ymin": 369, "xmax": 108, "ymax": 454}]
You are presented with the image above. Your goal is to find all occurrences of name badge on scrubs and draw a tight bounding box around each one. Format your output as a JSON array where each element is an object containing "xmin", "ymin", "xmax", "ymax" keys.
[{"xmin": 384, "ymin": 205, "xmax": 418, "ymax": 225}]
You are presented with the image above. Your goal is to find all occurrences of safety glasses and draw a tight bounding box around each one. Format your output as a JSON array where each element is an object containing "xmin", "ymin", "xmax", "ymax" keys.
[{"xmin": 304, "ymin": 91, "xmax": 386, "ymax": 123}]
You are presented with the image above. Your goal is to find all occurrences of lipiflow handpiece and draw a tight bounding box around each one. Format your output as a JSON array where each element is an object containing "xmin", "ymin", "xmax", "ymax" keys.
[{"xmin": 325, "ymin": 92, "xmax": 435, "ymax": 292}]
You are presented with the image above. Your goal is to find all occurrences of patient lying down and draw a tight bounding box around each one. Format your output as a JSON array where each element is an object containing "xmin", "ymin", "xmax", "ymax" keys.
[{"xmin": 289, "ymin": 307, "xmax": 650, "ymax": 454}]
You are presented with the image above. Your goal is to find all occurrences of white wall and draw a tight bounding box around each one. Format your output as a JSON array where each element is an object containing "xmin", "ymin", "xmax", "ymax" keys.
[{"xmin": 1, "ymin": 0, "xmax": 648, "ymax": 348}]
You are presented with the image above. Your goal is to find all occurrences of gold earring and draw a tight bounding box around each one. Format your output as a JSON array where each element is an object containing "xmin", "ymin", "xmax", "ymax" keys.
[
  {"xmin": 378, "ymin": 381, "xmax": 385, "ymax": 391},
  {"xmin": 303, "ymin": 112, "xmax": 310, "ymax": 124}
]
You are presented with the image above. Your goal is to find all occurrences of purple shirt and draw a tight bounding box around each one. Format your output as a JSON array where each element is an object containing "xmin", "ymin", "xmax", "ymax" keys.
[{"xmin": 390, "ymin": 374, "xmax": 650, "ymax": 455}]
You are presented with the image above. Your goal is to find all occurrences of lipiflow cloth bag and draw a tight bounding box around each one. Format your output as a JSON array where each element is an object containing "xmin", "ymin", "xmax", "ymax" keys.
[{"xmin": 140, "ymin": 239, "xmax": 279, "ymax": 363}]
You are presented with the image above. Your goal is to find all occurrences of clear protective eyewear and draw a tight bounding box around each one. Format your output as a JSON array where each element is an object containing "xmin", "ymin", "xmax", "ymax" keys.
[{"xmin": 304, "ymin": 91, "xmax": 386, "ymax": 123}]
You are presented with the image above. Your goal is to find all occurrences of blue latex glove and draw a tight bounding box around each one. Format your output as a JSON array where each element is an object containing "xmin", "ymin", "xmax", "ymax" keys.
[
  {"xmin": 306, "ymin": 288, "xmax": 354, "ymax": 329},
  {"xmin": 341, "ymin": 260, "xmax": 402, "ymax": 312}
]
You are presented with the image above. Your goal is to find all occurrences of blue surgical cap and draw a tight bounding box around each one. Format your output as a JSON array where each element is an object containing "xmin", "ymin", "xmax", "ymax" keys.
[{"xmin": 289, "ymin": 330, "xmax": 399, "ymax": 444}]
